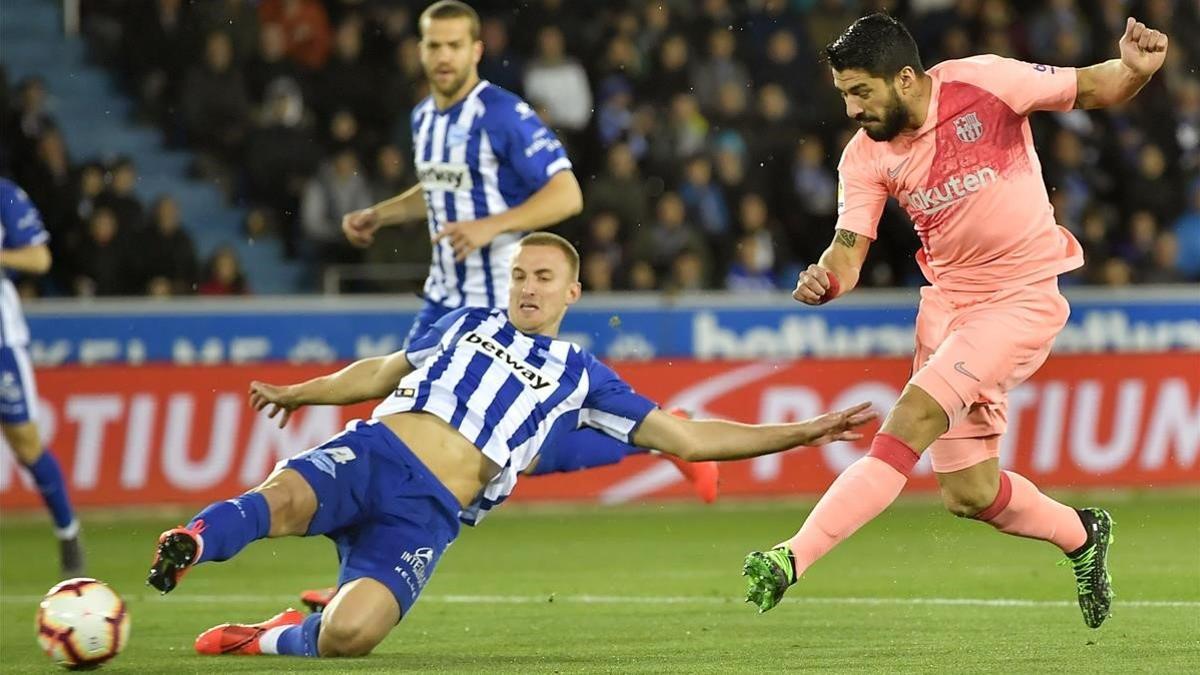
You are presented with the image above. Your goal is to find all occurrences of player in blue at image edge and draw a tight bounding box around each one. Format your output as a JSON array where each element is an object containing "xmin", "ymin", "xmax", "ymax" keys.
[{"xmin": 0, "ymin": 178, "xmax": 85, "ymax": 577}]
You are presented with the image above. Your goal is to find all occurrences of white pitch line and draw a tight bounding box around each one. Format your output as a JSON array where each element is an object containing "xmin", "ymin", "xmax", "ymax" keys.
[{"xmin": 3, "ymin": 593, "xmax": 1198, "ymax": 609}]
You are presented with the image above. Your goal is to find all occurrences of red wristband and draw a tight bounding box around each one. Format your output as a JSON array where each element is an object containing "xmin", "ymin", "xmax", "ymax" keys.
[{"xmin": 817, "ymin": 271, "xmax": 841, "ymax": 305}]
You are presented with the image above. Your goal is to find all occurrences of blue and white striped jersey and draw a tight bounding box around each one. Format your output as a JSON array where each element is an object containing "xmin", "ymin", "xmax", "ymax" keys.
[
  {"xmin": 0, "ymin": 179, "xmax": 50, "ymax": 347},
  {"xmin": 412, "ymin": 80, "xmax": 572, "ymax": 309},
  {"xmin": 372, "ymin": 307, "xmax": 656, "ymax": 525}
]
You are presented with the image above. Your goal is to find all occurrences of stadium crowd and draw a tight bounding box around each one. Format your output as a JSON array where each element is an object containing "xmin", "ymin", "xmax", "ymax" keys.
[{"xmin": 2, "ymin": 0, "xmax": 1197, "ymax": 297}]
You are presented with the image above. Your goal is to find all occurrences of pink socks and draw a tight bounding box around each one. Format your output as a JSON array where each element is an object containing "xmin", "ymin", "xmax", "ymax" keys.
[
  {"xmin": 974, "ymin": 471, "xmax": 1088, "ymax": 553},
  {"xmin": 785, "ymin": 434, "xmax": 919, "ymax": 578}
]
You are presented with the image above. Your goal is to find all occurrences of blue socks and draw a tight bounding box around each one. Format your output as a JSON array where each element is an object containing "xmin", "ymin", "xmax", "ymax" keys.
[
  {"xmin": 268, "ymin": 612, "xmax": 322, "ymax": 657},
  {"xmin": 188, "ymin": 492, "xmax": 271, "ymax": 564},
  {"xmin": 23, "ymin": 450, "xmax": 77, "ymax": 536},
  {"xmin": 528, "ymin": 427, "xmax": 645, "ymax": 476}
]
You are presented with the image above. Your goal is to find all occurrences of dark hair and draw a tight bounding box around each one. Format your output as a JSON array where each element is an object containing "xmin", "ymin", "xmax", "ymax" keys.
[
  {"xmin": 824, "ymin": 13, "xmax": 923, "ymax": 78},
  {"xmin": 519, "ymin": 232, "xmax": 580, "ymax": 279},
  {"xmin": 420, "ymin": 0, "xmax": 481, "ymax": 40}
]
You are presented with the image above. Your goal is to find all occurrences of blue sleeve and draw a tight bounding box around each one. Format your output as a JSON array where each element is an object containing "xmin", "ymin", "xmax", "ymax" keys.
[
  {"xmin": 0, "ymin": 180, "xmax": 50, "ymax": 249},
  {"xmin": 494, "ymin": 99, "xmax": 572, "ymax": 190},
  {"xmin": 578, "ymin": 355, "xmax": 657, "ymax": 444},
  {"xmin": 405, "ymin": 307, "xmax": 475, "ymax": 369}
]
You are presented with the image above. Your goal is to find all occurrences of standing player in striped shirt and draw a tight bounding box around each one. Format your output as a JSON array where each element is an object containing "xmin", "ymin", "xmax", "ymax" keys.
[
  {"xmin": 742, "ymin": 14, "xmax": 1168, "ymax": 629},
  {"xmin": 338, "ymin": 5, "xmax": 714, "ymax": 502},
  {"xmin": 0, "ymin": 178, "xmax": 85, "ymax": 577},
  {"xmin": 145, "ymin": 233, "xmax": 877, "ymax": 659}
]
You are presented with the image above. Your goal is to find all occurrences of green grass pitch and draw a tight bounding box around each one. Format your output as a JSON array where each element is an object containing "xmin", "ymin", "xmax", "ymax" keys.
[{"xmin": 3, "ymin": 490, "xmax": 1198, "ymax": 673}]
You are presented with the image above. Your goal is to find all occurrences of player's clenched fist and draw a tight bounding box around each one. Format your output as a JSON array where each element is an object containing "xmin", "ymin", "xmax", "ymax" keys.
[
  {"xmin": 342, "ymin": 207, "xmax": 380, "ymax": 248},
  {"xmin": 792, "ymin": 264, "xmax": 832, "ymax": 305}
]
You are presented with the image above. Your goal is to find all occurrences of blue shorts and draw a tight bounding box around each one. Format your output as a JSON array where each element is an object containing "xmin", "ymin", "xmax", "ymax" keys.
[
  {"xmin": 282, "ymin": 419, "xmax": 462, "ymax": 615},
  {"xmin": 404, "ymin": 298, "xmax": 457, "ymax": 348},
  {"xmin": 0, "ymin": 346, "xmax": 39, "ymax": 424}
]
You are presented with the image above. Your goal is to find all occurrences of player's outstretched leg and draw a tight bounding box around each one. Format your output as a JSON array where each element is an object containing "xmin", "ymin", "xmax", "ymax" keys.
[
  {"xmin": 148, "ymin": 468, "xmax": 316, "ymax": 594},
  {"xmin": 743, "ymin": 385, "xmax": 943, "ymax": 613},
  {"xmin": 194, "ymin": 609, "xmax": 307, "ymax": 655},
  {"xmin": 198, "ymin": 578, "xmax": 399, "ymax": 657}
]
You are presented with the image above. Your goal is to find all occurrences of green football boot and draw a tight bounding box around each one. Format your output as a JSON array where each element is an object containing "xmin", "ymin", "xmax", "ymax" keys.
[
  {"xmin": 742, "ymin": 546, "xmax": 797, "ymax": 613},
  {"xmin": 1059, "ymin": 508, "xmax": 1116, "ymax": 629}
]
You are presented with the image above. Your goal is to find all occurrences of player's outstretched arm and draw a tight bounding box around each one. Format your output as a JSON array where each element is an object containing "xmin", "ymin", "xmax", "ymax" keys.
[
  {"xmin": 0, "ymin": 244, "xmax": 51, "ymax": 275},
  {"xmin": 793, "ymin": 229, "xmax": 871, "ymax": 305},
  {"xmin": 433, "ymin": 170, "xmax": 583, "ymax": 261},
  {"xmin": 631, "ymin": 403, "xmax": 877, "ymax": 463},
  {"xmin": 342, "ymin": 184, "xmax": 428, "ymax": 248},
  {"xmin": 1075, "ymin": 17, "xmax": 1167, "ymax": 109},
  {"xmin": 248, "ymin": 350, "xmax": 414, "ymax": 427}
]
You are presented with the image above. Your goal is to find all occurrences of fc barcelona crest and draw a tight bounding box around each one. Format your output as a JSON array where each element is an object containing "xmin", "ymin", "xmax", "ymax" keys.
[{"xmin": 954, "ymin": 112, "xmax": 984, "ymax": 143}]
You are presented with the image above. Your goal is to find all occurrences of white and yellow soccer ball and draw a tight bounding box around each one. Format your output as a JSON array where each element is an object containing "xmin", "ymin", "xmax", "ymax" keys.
[{"xmin": 36, "ymin": 578, "xmax": 130, "ymax": 669}]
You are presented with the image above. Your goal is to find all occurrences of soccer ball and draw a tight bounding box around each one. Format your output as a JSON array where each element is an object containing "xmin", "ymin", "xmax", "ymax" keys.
[{"xmin": 36, "ymin": 578, "xmax": 130, "ymax": 669}]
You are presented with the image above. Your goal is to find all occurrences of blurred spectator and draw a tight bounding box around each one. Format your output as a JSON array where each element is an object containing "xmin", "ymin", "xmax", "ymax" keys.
[
  {"xmin": 5, "ymin": 77, "xmax": 55, "ymax": 179},
  {"xmin": 193, "ymin": 0, "xmax": 260, "ymax": 63},
  {"xmin": 669, "ymin": 252, "xmax": 709, "ymax": 293},
  {"xmin": 181, "ymin": 31, "xmax": 251, "ymax": 165},
  {"xmin": 584, "ymin": 211, "xmax": 625, "ymax": 276},
  {"xmin": 369, "ymin": 144, "xmax": 411, "ymax": 203},
  {"xmin": 1122, "ymin": 144, "xmax": 1180, "ymax": 223},
  {"xmin": 244, "ymin": 77, "xmax": 321, "ymax": 256},
  {"xmin": 246, "ymin": 22, "xmax": 303, "ymax": 104},
  {"xmin": 1140, "ymin": 232, "xmax": 1185, "ymax": 284},
  {"xmin": 585, "ymin": 144, "xmax": 648, "ymax": 231},
  {"xmin": 523, "ymin": 26, "xmax": 592, "ymax": 133},
  {"xmin": 678, "ymin": 155, "xmax": 731, "ymax": 243},
  {"xmin": 634, "ymin": 192, "xmax": 710, "ymax": 279},
  {"xmin": 301, "ymin": 147, "xmax": 371, "ymax": 264},
  {"xmin": 118, "ymin": 0, "xmax": 194, "ymax": 124},
  {"xmin": 643, "ymin": 34, "xmax": 693, "ymax": 106},
  {"xmin": 736, "ymin": 192, "xmax": 789, "ymax": 276},
  {"xmin": 792, "ymin": 135, "xmax": 838, "ymax": 222},
  {"xmin": 19, "ymin": 128, "xmax": 74, "ymax": 239},
  {"xmin": 726, "ymin": 235, "xmax": 778, "ymax": 294},
  {"xmin": 70, "ymin": 207, "xmax": 137, "ymax": 296},
  {"xmin": 95, "ymin": 157, "xmax": 145, "ymax": 233},
  {"xmin": 628, "ymin": 259, "xmax": 657, "ymax": 291},
  {"xmin": 582, "ymin": 252, "xmax": 616, "ymax": 292},
  {"xmin": 478, "ymin": 18, "xmax": 524, "ymax": 94},
  {"xmin": 258, "ymin": 0, "xmax": 332, "ymax": 70},
  {"xmin": 199, "ymin": 245, "xmax": 249, "ymax": 295},
  {"xmin": 140, "ymin": 195, "xmax": 199, "ymax": 295},
  {"xmin": 313, "ymin": 16, "xmax": 385, "ymax": 138},
  {"xmin": 692, "ymin": 29, "xmax": 749, "ymax": 114}
]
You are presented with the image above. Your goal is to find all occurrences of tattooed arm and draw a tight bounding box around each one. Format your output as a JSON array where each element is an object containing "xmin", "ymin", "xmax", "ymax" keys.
[{"xmin": 792, "ymin": 229, "xmax": 872, "ymax": 305}]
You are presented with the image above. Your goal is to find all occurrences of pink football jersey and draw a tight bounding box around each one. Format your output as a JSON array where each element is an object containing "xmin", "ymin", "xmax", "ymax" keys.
[{"xmin": 835, "ymin": 55, "xmax": 1085, "ymax": 291}]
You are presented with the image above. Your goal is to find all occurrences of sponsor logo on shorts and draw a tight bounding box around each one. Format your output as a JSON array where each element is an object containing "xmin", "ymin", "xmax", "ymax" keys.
[
  {"xmin": 395, "ymin": 546, "xmax": 435, "ymax": 592},
  {"xmin": 416, "ymin": 161, "xmax": 473, "ymax": 191},
  {"xmin": 394, "ymin": 387, "xmax": 416, "ymax": 398},
  {"xmin": 902, "ymin": 166, "xmax": 998, "ymax": 216},
  {"xmin": 953, "ymin": 361, "xmax": 981, "ymax": 382},
  {"xmin": 295, "ymin": 445, "xmax": 357, "ymax": 478},
  {"xmin": 463, "ymin": 332, "xmax": 555, "ymax": 390}
]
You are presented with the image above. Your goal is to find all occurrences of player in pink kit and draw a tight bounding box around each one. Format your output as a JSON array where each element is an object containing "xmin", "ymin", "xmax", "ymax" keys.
[{"xmin": 743, "ymin": 13, "xmax": 1168, "ymax": 628}]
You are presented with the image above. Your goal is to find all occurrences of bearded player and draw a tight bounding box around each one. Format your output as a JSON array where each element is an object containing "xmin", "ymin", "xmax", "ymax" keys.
[{"xmin": 743, "ymin": 14, "xmax": 1168, "ymax": 629}]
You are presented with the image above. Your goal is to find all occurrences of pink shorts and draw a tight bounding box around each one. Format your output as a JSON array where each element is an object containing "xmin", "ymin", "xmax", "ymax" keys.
[{"xmin": 909, "ymin": 279, "xmax": 1069, "ymax": 472}]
